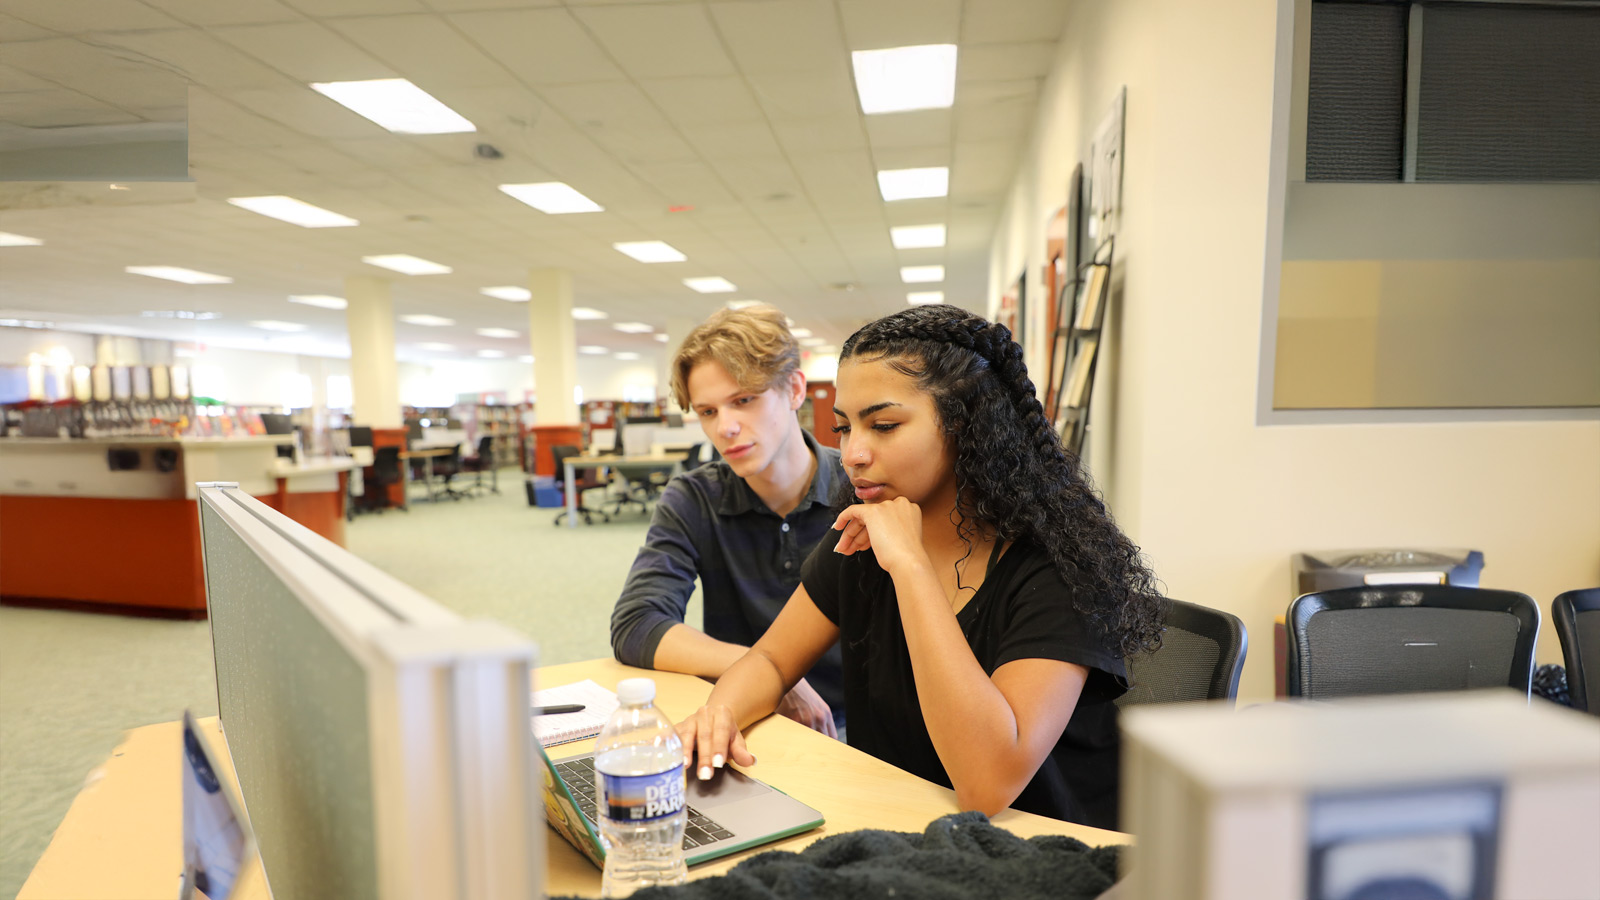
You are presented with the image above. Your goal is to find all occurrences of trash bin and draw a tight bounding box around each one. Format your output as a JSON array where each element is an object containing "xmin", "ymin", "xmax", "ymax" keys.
[
  {"xmin": 525, "ymin": 475, "xmax": 561, "ymax": 508},
  {"xmin": 1292, "ymin": 549, "xmax": 1484, "ymax": 595}
]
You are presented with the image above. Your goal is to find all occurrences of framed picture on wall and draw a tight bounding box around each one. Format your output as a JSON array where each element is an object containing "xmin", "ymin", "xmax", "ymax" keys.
[{"xmin": 997, "ymin": 270, "xmax": 1026, "ymax": 348}]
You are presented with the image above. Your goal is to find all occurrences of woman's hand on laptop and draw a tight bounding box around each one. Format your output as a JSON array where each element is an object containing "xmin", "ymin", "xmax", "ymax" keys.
[
  {"xmin": 676, "ymin": 704, "xmax": 755, "ymax": 781},
  {"xmin": 775, "ymin": 678, "xmax": 837, "ymax": 738}
]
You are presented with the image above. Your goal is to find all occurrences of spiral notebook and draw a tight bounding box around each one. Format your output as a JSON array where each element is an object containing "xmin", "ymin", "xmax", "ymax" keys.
[{"xmin": 532, "ymin": 679, "xmax": 620, "ymax": 748}]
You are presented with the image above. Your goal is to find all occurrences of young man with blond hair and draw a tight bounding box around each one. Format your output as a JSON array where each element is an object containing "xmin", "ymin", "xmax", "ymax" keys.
[{"xmin": 610, "ymin": 304, "xmax": 845, "ymax": 735}]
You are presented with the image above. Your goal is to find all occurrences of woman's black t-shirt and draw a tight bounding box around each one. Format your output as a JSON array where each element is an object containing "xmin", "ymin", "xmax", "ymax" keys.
[{"xmin": 800, "ymin": 527, "xmax": 1128, "ymax": 829}]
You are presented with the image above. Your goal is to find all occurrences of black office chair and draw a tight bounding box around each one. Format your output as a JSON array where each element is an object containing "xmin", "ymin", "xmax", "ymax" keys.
[
  {"xmin": 461, "ymin": 435, "xmax": 499, "ymax": 496},
  {"xmin": 360, "ymin": 446, "xmax": 406, "ymax": 514},
  {"xmin": 606, "ymin": 463, "xmax": 667, "ymax": 516},
  {"xmin": 1552, "ymin": 588, "xmax": 1600, "ymax": 716},
  {"xmin": 434, "ymin": 445, "xmax": 467, "ymax": 501},
  {"xmin": 1286, "ymin": 584, "xmax": 1539, "ymax": 700},
  {"xmin": 550, "ymin": 444, "xmax": 610, "ymax": 525},
  {"xmin": 1115, "ymin": 598, "xmax": 1248, "ymax": 709}
]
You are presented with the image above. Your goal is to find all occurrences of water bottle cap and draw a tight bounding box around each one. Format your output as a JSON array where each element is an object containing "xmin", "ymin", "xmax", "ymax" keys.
[{"xmin": 616, "ymin": 677, "xmax": 656, "ymax": 705}]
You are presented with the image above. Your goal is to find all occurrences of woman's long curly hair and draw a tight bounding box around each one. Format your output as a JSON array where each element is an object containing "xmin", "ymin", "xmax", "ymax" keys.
[{"xmin": 837, "ymin": 304, "xmax": 1164, "ymax": 658}]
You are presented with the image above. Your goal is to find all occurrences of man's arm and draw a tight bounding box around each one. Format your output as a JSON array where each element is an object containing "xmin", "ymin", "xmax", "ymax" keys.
[{"xmin": 610, "ymin": 479, "xmax": 746, "ymax": 672}]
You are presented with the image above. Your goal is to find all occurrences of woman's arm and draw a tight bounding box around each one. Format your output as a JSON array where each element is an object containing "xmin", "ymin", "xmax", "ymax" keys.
[
  {"xmin": 893, "ymin": 557, "xmax": 1087, "ymax": 814},
  {"xmin": 676, "ymin": 584, "xmax": 840, "ymax": 778}
]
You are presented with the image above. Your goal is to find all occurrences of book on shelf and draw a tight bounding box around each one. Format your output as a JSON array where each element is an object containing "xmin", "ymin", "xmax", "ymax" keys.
[
  {"xmin": 1063, "ymin": 335, "xmax": 1100, "ymax": 410},
  {"xmin": 1072, "ymin": 264, "xmax": 1111, "ymax": 333}
]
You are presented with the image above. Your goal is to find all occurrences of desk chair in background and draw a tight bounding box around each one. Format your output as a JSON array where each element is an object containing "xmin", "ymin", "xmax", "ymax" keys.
[
  {"xmin": 1115, "ymin": 599, "xmax": 1248, "ymax": 709},
  {"xmin": 551, "ymin": 445, "xmax": 610, "ymax": 526},
  {"xmin": 1553, "ymin": 587, "xmax": 1600, "ymax": 716},
  {"xmin": 434, "ymin": 444, "xmax": 467, "ymax": 501},
  {"xmin": 1286, "ymin": 584, "xmax": 1539, "ymax": 700},
  {"xmin": 605, "ymin": 463, "xmax": 667, "ymax": 516},
  {"xmin": 361, "ymin": 446, "xmax": 404, "ymax": 514},
  {"xmin": 461, "ymin": 435, "xmax": 499, "ymax": 496}
]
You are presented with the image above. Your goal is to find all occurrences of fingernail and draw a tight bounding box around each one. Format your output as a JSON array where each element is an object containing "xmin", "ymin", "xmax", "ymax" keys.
[
  {"xmin": 712, "ymin": 753, "xmax": 724, "ymax": 768},
  {"xmin": 698, "ymin": 766, "xmax": 712, "ymax": 781},
  {"xmin": 748, "ymin": 755, "xmax": 757, "ymax": 765}
]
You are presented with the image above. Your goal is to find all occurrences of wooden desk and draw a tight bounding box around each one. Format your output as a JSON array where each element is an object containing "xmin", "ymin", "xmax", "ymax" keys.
[
  {"xmin": 562, "ymin": 453, "xmax": 685, "ymax": 528},
  {"xmin": 18, "ymin": 660, "xmax": 1129, "ymax": 899}
]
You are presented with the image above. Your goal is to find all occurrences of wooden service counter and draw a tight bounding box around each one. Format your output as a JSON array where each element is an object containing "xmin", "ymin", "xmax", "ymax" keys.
[{"xmin": 0, "ymin": 436, "xmax": 355, "ymax": 617}]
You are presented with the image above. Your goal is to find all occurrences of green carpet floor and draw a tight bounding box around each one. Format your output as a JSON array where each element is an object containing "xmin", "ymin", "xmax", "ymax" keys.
[{"xmin": 0, "ymin": 473, "xmax": 679, "ymax": 898}]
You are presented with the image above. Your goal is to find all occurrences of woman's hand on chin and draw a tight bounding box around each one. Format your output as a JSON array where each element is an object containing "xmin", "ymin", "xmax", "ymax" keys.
[
  {"xmin": 675, "ymin": 704, "xmax": 756, "ymax": 781},
  {"xmin": 833, "ymin": 497, "xmax": 930, "ymax": 576}
]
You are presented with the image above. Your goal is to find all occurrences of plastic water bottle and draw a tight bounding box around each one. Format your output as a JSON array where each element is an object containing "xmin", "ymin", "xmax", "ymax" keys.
[{"xmin": 595, "ymin": 677, "xmax": 688, "ymax": 897}]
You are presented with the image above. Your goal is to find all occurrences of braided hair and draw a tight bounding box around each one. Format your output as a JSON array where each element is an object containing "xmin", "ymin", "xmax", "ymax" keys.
[{"xmin": 837, "ymin": 304, "xmax": 1164, "ymax": 658}]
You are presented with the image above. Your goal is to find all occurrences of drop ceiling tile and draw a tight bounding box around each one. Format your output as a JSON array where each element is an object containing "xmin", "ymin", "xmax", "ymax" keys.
[
  {"xmin": 867, "ymin": 146, "xmax": 950, "ymax": 170},
  {"xmin": 0, "ymin": 89, "xmax": 138, "ymax": 127},
  {"xmin": 2, "ymin": 1, "xmax": 184, "ymax": 34},
  {"xmin": 212, "ymin": 22, "xmax": 396, "ymax": 83},
  {"xmin": 279, "ymin": 0, "xmax": 427, "ymax": 16},
  {"xmin": 92, "ymin": 30, "xmax": 290, "ymax": 91},
  {"xmin": 3, "ymin": 38, "xmax": 188, "ymax": 113},
  {"xmin": 0, "ymin": 63, "xmax": 56, "ymax": 92},
  {"xmin": 0, "ymin": 13, "xmax": 58, "ymax": 40},
  {"xmin": 957, "ymin": 41, "xmax": 1056, "ymax": 83},
  {"xmin": 539, "ymin": 82, "xmax": 668, "ymax": 131},
  {"xmin": 572, "ymin": 4, "xmax": 735, "ymax": 79},
  {"xmin": 326, "ymin": 14, "xmax": 507, "ymax": 88},
  {"xmin": 139, "ymin": 0, "xmax": 304, "ymax": 27},
  {"xmin": 863, "ymin": 108, "xmax": 952, "ymax": 150},
  {"xmin": 639, "ymin": 76, "xmax": 764, "ymax": 127},
  {"xmin": 708, "ymin": 0, "xmax": 846, "ymax": 74},
  {"xmin": 630, "ymin": 161, "xmax": 737, "ymax": 209},
  {"xmin": 424, "ymin": 0, "xmax": 558, "ymax": 10},
  {"xmin": 716, "ymin": 157, "xmax": 804, "ymax": 203},
  {"xmin": 228, "ymin": 87, "xmax": 391, "ymax": 139},
  {"xmin": 448, "ymin": 8, "xmax": 623, "ymax": 85},
  {"xmin": 953, "ymin": 80, "xmax": 1038, "ymax": 141},
  {"xmin": 837, "ymin": 0, "xmax": 961, "ymax": 49},
  {"xmin": 772, "ymin": 116, "xmax": 869, "ymax": 154},
  {"xmin": 681, "ymin": 122, "xmax": 784, "ymax": 161},
  {"xmin": 960, "ymin": 0, "xmax": 1071, "ymax": 45},
  {"xmin": 187, "ymin": 89, "xmax": 304, "ymax": 147},
  {"xmin": 746, "ymin": 69, "xmax": 856, "ymax": 121}
]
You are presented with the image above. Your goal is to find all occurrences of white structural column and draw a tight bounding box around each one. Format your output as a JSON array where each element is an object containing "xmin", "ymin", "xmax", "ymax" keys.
[
  {"xmin": 527, "ymin": 268, "xmax": 579, "ymax": 425},
  {"xmin": 345, "ymin": 275, "xmax": 401, "ymax": 428},
  {"xmin": 658, "ymin": 315, "xmax": 694, "ymax": 411}
]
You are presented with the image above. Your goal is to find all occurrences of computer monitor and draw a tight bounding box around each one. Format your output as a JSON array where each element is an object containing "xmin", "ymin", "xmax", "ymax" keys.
[
  {"xmin": 197, "ymin": 484, "xmax": 543, "ymax": 900},
  {"xmin": 348, "ymin": 426, "xmax": 374, "ymax": 448},
  {"xmin": 259, "ymin": 413, "xmax": 294, "ymax": 435}
]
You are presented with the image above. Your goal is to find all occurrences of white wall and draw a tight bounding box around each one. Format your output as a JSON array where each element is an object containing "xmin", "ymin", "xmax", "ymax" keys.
[{"xmin": 992, "ymin": 0, "xmax": 1600, "ymax": 701}]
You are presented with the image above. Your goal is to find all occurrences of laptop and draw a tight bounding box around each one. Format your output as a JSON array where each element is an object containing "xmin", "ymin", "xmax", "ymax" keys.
[{"xmin": 538, "ymin": 743, "xmax": 824, "ymax": 869}]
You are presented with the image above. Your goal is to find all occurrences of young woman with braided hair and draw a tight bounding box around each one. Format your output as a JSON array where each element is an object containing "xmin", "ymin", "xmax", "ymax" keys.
[{"xmin": 675, "ymin": 304, "xmax": 1164, "ymax": 829}]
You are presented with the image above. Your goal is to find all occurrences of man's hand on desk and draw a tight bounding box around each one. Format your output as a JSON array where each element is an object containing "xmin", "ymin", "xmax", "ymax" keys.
[
  {"xmin": 675, "ymin": 704, "xmax": 755, "ymax": 782},
  {"xmin": 775, "ymin": 677, "xmax": 837, "ymax": 739}
]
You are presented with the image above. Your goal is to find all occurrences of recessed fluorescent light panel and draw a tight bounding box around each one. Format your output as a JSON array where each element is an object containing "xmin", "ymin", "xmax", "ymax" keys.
[
  {"xmin": 126, "ymin": 266, "xmax": 232, "ymax": 285},
  {"xmin": 228, "ymin": 196, "xmax": 357, "ymax": 228},
  {"xmin": 309, "ymin": 78, "xmax": 475, "ymax": 134},
  {"xmin": 684, "ymin": 277, "xmax": 737, "ymax": 294},
  {"xmin": 571, "ymin": 307, "xmax": 609, "ymax": 320},
  {"xmin": 790, "ymin": 328, "xmax": 813, "ymax": 338},
  {"xmin": 653, "ymin": 334, "xmax": 669, "ymax": 342},
  {"xmin": 481, "ymin": 286, "xmax": 531, "ymax": 302},
  {"xmin": 877, "ymin": 167, "xmax": 949, "ymax": 202},
  {"xmin": 362, "ymin": 254, "xmax": 451, "ymax": 275},
  {"xmin": 477, "ymin": 350, "xmax": 505, "ymax": 358},
  {"xmin": 800, "ymin": 337, "xmax": 826, "ymax": 347},
  {"xmin": 417, "ymin": 342, "xmax": 455, "ymax": 352},
  {"xmin": 725, "ymin": 300, "xmax": 763, "ymax": 310},
  {"xmin": 288, "ymin": 294, "xmax": 348, "ymax": 310},
  {"xmin": 890, "ymin": 224, "xmax": 946, "ymax": 249},
  {"xmin": 141, "ymin": 310, "xmax": 220, "ymax": 320},
  {"xmin": 518, "ymin": 354, "xmax": 534, "ymax": 363},
  {"xmin": 613, "ymin": 241, "xmax": 686, "ymax": 263},
  {"xmin": 851, "ymin": 44, "xmax": 958, "ymax": 115},
  {"xmin": 614, "ymin": 352, "xmax": 641, "ymax": 361},
  {"xmin": 907, "ymin": 291, "xmax": 945, "ymax": 305},
  {"xmin": 399, "ymin": 314, "xmax": 454, "ymax": 327},
  {"xmin": 498, "ymin": 182, "xmax": 603, "ymax": 214},
  {"xmin": 0, "ymin": 232, "xmax": 43, "ymax": 246},
  {"xmin": 900, "ymin": 265, "xmax": 945, "ymax": 284},
  {"xmin": 250, "ymin": 320, "xmax": 308, "ymax": 332},
  {"xmin": 578, "ymin": 345, "xmax": 608, "ymax": 355},
  {"xmin": 476, "ymin": 327, "xmax": 518, "ymax": 339},
  {"xmin": 613, "ymin": 322, "xmax": 653, "ymax": 334}
]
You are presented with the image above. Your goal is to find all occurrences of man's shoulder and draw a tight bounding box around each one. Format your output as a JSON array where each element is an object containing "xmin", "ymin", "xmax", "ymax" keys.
[{"xmin": 661, "ymin": 461, "xmax": 740, "ymax": 512}]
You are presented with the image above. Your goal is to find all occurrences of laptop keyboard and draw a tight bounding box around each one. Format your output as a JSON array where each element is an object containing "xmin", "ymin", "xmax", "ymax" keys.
[{"xmin": 556, "ymin": 759, "xmax": 736, "ymax": 850}]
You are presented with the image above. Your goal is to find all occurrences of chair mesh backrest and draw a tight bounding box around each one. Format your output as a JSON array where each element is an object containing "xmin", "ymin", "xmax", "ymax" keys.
[
  {"xmin": 1303, "ymin": 606, "xmax": 1519, "ymax": 698},
  {"xmin": 1115, "ymin": 599, "xmax": 1245, "ymax": 708},
  {"xmin": 1575, "ymin": 611, "xmax": 1600, "ymax": 711},
  {"xmin": 1557, "ymin": 589, "xmax": 1600, "ymax": 714}
]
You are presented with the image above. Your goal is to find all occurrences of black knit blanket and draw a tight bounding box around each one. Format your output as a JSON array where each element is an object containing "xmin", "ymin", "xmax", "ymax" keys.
[{"xmin": 558, "ymin": 812, "xmax": 1124, "ymax": 900}]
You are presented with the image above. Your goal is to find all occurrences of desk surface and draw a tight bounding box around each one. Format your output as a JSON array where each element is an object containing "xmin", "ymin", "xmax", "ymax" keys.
[
  {"xmin": 565, "ymin": 452, "xmax": 687, "ymax": 466},
  {"xmin": 19, "ymin": 659, "xmax": 1128, "ymax": 899},
  {"xmin": 398, "ymin": 447, "xmax": 453, "ymax": 459}
]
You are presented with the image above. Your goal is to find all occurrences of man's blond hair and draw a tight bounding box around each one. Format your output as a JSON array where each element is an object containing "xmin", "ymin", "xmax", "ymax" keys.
[{"xmin": 671, "ymin": 304, "xmax": 800, "ymax": 410}]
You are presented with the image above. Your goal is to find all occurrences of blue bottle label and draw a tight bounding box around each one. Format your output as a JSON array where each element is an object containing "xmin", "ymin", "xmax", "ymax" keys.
[{"xmin": 600, "ymin": 765, "xmax": 685, "ymax": 823}]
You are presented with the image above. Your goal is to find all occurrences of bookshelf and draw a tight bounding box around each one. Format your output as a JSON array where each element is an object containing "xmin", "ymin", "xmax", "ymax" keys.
[{"xmin": 1048, "ymin": 237, "xmax": 1115, "ymax": 457}]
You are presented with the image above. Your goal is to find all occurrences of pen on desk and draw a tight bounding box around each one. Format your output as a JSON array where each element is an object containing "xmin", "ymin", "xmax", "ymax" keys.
[{"xmin": 532, "ymin": 704, "xmax": 586, "ymax": 716}]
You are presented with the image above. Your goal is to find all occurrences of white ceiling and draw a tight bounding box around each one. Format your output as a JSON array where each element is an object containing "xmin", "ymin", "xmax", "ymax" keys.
[{"xmin": 0, "ymin": 0, "xmax": 1064, "ymax": 364}]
